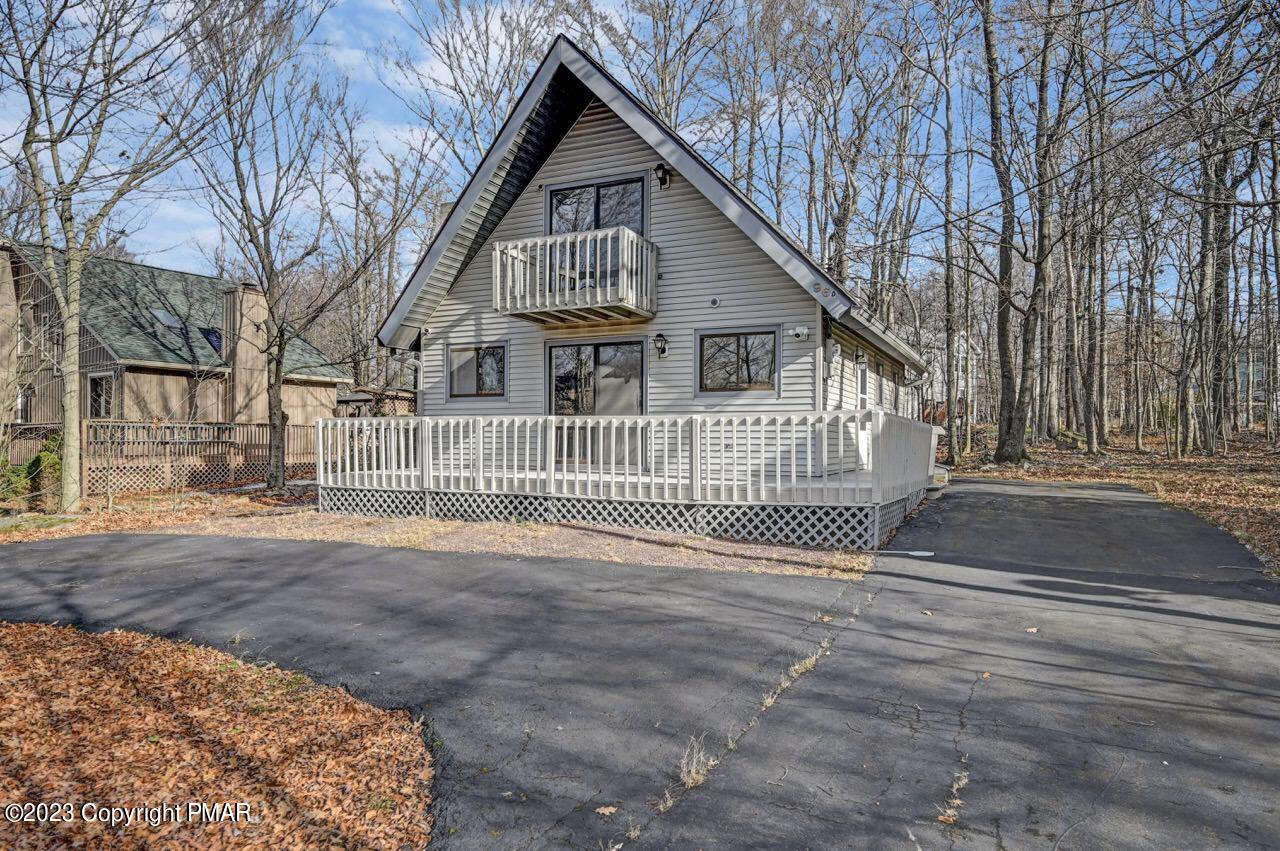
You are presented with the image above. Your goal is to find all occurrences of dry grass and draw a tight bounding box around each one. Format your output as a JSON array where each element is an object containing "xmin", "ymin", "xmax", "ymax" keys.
[
  {"xmin": 957, "ymin": 428, "xmax": 1280, "ymax": 572},
  {"xmin": 0, "ymin": 622, "xmax": 432, "ymax": 849},
  {"xmin": 761, "ymin": 637, "xmax": 833, "ymax": 711},
  {"xmin": 1, "ymin": 489, "xmax": 873, "ymax": 579},
  {"xmin": 678, "ymin": 735, "xmax": 718, "ymax": 790},
  {"xmin": 935, "ymin": 769, "xmax": 970, "ymax": 825}
]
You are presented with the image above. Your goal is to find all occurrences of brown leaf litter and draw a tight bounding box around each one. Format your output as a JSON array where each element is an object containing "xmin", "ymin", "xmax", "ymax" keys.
[
  {"xmin": 0, "ymin": 622, "xmax": 432, "ymax": 849},
  {"xmin": 3, "ymin": 489, "xmax": 872, "ymax": 578}
]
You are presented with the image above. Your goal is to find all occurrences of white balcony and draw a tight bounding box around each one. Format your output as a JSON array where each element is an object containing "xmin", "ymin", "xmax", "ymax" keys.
[{"xmin": 492, "ymin": 225, "xmax": 658, "ymax": 325}]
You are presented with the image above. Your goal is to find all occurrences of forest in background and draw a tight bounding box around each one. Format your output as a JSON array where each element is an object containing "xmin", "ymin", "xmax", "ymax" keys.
[{"xmin": 3, "ymin": 0, "xmax": 1278, "ymax": 505}]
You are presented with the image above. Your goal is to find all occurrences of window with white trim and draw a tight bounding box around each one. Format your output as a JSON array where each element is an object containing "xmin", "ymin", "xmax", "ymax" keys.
[
  {"xmin": 448, "ymin": 343, "xmax": 507, "ymax": 398},
  {"xmin": 698, "ymin": 328, "xmax": 779, "ymax": 393}
]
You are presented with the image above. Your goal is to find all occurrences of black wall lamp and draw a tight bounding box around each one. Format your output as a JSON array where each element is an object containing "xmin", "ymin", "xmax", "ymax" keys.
[
  {"xmin": 652, "ymin": 333, "xmax": 669, "ymax": 358},
  {"xmin": 653, "ymin": 163, "xmax": 672, "ymax": 189}
]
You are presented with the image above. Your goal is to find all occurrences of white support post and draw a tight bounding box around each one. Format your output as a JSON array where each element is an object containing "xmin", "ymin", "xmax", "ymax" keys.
[
  {"xmin": 690, "ymin": 415, "xmax": 702, "ymax": 501},
  {"xmin": 314, "ymin": 419, "xmax": 324, "ymax": 487},
  {"xmin": 419, "ymin": 416, "xmax": 429, "ymax": 491},
  {"xmin": 544, "ymin": 416, "xmax": 557, "ymax": 494},
  {"xmin": 870, "ymin": 410, "xmax": 884, "ymax": 505}
]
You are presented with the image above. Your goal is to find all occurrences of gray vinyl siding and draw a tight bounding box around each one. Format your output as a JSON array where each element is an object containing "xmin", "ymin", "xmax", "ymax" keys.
[
  {"xmin": 418, "ymin": 100, "xmax": 824, "ymax": 415},
  {"xmin": 826, "ymin": 325, "xmax": 867, "ymax": 411}
]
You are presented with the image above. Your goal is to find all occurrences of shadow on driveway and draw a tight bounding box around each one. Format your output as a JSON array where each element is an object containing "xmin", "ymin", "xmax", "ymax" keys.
[
  {"xmin": 0, "ymin": 534, "xmax": 858, "ymax": 849},
  {"xmin": 644, "ymin": 478, "xmax": 1280, "ymax": 849},
  {"xmin": 3, "ymin": 478, "xmax": 1277, "ymax": 848}
]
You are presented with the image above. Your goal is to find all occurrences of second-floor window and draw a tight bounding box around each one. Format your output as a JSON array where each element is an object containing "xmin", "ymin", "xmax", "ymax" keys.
[
  {"xmin": 548, "ymin": 177, "xmax": 644, "ymax": 235},
  {"xmin": 18, "ymin": 302, "xmax": 33, "ymax": 353},
  {"xmin": 14, "ymin": 388, "xmax": 30, "ymax": 424}
]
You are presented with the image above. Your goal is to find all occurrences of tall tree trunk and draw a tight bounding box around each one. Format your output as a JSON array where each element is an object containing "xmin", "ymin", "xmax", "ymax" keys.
[{"xmin": 978, "ymin": 0, "xmax": 1026, "ymax": 464}]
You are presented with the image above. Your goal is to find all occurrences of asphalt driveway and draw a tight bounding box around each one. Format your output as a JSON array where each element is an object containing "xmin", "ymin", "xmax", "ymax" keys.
[
  {"xmin": 2, "ymin": 478, "xmax": 1277, "ymax": 848},
  {"xmin": 0, "ymin": 529, "xmax": 858, "ymax": 848}
]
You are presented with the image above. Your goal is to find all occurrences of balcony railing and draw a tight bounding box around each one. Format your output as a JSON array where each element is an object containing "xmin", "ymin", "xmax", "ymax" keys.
[
  {"xmin": 316, "ymin": 411, "xmax": 936, "ymax": 507},
  {"xmin": 492, "ymin": 225, "xmax": 658, "ymax": 324}
]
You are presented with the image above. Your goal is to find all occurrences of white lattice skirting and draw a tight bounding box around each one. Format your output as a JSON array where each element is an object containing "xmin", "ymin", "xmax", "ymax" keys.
[{"xmin": 319, "ymin": 487, "xmax": 925, "ymax": 550}]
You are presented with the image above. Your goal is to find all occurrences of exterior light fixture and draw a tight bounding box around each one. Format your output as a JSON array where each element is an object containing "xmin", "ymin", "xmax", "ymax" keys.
[
  {"xmin": 653, "ymin": 163, "xmax": 672, "ymax": 189},
  {"xmin": 652, "ymin": 333, "xmax": 669, "ymax": 358}
]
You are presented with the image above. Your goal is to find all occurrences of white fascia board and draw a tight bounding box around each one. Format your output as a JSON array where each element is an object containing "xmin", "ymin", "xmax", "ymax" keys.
[
  {"xmin": 836, "ymin": 312, "xmax": 928, "ymax": 373},
  {"xmin": 376, "ymin": 53, "xmax": 565, "ymax": 347}
]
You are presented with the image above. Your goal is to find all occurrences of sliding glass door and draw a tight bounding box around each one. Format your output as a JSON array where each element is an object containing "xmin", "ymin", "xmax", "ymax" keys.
[{"xmin": 549, "ymin": 341, "xmax": 644, "ymax": 465}]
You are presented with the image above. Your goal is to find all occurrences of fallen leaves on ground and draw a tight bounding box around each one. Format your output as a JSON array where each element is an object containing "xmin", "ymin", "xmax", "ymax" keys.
[
  {"xmin": 0, "ymin": 622, "xmax": 432, "ymax": 850},
  {"xmin": 956, "ymin": 428, "xmax": 1280, "ymax": 573},
  {"xmin": 594, "ymin": 805, "xmax": 618, "ymax": 817},
  {"xmin": 2, "ymin": 488, "xmax": 870, "ymax": 578},
  {"xmin": 154, "ymin": 511, "xmax": 870, "ymax": 578},
  {"xmin": 0, "ymin": 490, "xmax": 304, "ymax": 545}
]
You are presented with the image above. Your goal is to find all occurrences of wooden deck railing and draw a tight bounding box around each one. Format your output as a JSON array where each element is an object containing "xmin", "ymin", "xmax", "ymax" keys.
[
  {"xmin": 492, "ymin": 225, "xmax": 658, "ymax": 321},
  {"xmin": 82, "ymin": 420, "xmax": 316, "ymax": 495},
  {"xmin": 317, "ymin": 411, "xmax": 934, "ymax": 506}
]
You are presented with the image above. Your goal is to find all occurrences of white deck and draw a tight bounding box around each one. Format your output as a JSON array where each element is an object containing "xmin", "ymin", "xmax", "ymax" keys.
[{"xmin": 317, "ymin": 411, "xmax": 932, "ymax": 507}]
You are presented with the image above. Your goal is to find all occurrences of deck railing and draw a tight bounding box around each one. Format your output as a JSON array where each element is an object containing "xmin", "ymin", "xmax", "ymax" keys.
[
  {"xmin": 316, "ymin": 411, "xmax": 934, "ymax": 506},
  {"xmin": 492, "ymin": 225, "xmax": 658, "ymax": 319}
]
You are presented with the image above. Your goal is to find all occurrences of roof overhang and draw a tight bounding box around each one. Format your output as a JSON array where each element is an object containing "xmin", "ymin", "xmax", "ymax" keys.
[
  {"xmin": 834, "ymin": 313, "xmax": 928, "ymax": 374},
  {"xmin": 378, "ymin": 35, "xmax": 923, "ymax": 372}
]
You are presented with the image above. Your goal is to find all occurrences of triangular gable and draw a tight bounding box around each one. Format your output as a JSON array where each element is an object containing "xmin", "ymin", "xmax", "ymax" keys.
[{"xmin": 380, "ymin": 35, "xmax": 924, "ymax": 372}]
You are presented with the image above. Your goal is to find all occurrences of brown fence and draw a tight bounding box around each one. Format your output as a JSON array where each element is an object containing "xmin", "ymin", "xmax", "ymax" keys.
[
  {"xmin": 80, "ymin": 421, "xmax": 316, "ymax": 496},
  {"xmin": 3, "ymin": 423, "xmax": 62, "ymax": 467}
]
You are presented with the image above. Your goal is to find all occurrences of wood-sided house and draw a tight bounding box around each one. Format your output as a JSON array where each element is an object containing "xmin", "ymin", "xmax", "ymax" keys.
[
  {"xmin": 1, "ymin": 242, "xmax": 348, "ymax": 428},
  {"xmin": 316, "ymin": 36, "xmax": 935, "ymax": 549}
]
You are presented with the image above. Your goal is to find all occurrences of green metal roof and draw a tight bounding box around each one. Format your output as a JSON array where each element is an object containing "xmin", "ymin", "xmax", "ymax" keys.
[{"xmin": 12, "ymin": 243, "xmax": 348, "ymax": 381}]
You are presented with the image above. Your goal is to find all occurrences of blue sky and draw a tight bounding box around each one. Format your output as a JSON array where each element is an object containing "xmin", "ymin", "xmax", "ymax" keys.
[{"xmin": 109, "ymin": 0, "xmax": 425, "ymax": 274}]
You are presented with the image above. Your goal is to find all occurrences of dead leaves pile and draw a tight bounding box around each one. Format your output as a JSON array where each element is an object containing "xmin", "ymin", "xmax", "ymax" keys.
[
  {"xmin": 959, "ymin": 429, "xmax": 1280, "ymax": 572},
  {"xmin": 0, "ymin": 491, "xmax": 314, "ymax": 545},
  {"xmin": 0, "ymin": 622, "xmax": 432, "ymax": 850}
]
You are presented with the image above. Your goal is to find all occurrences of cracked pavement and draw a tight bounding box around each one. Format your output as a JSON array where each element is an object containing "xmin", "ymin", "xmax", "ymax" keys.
[
  {"xmin": 0, "ymin": 531, "xmax": 856, "ymax": 848},
  {"xmin": 643, "ymin": 478, "xmax": 1280, "ymax": 849},
  {"xmin": 2, "ymin": 477, "xmax": 1278, "ymax": 848}
]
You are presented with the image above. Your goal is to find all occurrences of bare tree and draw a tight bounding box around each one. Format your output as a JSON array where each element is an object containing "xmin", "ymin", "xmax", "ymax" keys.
[
  {"xmin": 188, "ymin": 0, "xmax": 437, "ymax": 488},
  {"xmin": 575, "ymin": 0, "xmax": 728, "ymax": 131},
  {"xmin": 391, "ymin": 0, "xmax": 567, "ymax": 174},
  {"xmin": 321, "ymin": 101, "xmax": 447, "ymax": 389},
  {"xmin": 2, "ymin": 0, "xmax": 222, "ymax": 509}
]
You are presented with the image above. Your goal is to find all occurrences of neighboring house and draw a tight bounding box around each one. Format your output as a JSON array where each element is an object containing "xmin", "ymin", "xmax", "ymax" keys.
[
  {"xmin": 317, "ymin": 36, "xmax": 936, "ymax": 550},
  {"xmin": 919, "ymin": 331, "xmax": 975, "ymax": 425},
  {"xmin": 0, "ymin": 242, "xmax": 348, "ymax": 428}
]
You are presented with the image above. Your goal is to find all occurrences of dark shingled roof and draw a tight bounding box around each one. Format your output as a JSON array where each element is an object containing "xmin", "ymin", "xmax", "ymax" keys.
[{"xmin": 12, "ymin": 243, "xmax": 348, "ymax": 381}]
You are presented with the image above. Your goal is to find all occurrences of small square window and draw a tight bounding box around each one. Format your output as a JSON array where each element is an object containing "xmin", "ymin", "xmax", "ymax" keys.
[
  {"xmin": 698, "ymin": 330, "xmax": 778, "ymax": 392},
  {"xmin": 448, "ymin": 344, "xmax": 506, "ymax": 398}
]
